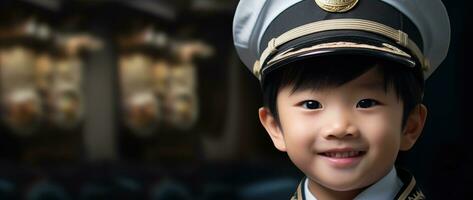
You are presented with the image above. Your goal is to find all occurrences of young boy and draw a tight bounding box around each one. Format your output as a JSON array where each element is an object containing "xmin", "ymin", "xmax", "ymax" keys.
[{"xmin": 233, "ymin": 0, "xmax": 450, "ymax": 199}]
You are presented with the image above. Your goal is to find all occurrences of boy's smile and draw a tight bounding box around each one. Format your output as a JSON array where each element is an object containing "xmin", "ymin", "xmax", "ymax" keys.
[
  {"xmin": 259, "ymin": 67, "xmax": 427, "ymax": 198},
  {"xmin": 318, "ymin": 147, "xmax": 366, "ymax": 168}
]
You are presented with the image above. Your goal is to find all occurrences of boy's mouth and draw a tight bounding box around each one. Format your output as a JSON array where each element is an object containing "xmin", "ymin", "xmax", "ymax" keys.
[
  {"xmin": 318, "ymin": 149, "xmax": 366, "ymax": 168},
  {"xmin": 319, "ymin": 150, "xmax": 366, "ymax": 158}
]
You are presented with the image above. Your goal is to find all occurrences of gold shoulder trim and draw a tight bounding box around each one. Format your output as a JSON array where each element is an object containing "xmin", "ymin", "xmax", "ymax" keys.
[{"xmin": 397, "ymin": 176, "xmax": 416, "ymax": 200}]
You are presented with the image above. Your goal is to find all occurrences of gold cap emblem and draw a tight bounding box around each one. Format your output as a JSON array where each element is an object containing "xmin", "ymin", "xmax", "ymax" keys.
[{"xmin": 315, "ymin": 0, "xmax": 359, "ymax": 13}]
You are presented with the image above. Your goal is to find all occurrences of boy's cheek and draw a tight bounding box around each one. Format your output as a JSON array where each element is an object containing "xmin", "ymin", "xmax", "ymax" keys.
[
  {"xmin": 280, "ymin": 125, "xmax": 318, "ymax": 152},
  {"xmin": 364, "ymin": 124, "xmax": 401, "ymax": 146},
  {"xmin": 359, "ymin": 112, "xmax": 402, "ymax": 135}
]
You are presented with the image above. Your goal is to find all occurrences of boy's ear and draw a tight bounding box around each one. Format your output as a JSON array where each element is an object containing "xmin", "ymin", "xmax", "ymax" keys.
[
  {"xmin": 400, "ymin": 104, "xmax": 428, "ymax": 151},
  {"xmin": 258, "ymin": 107, "xmax": 287, "ymax": 152}
]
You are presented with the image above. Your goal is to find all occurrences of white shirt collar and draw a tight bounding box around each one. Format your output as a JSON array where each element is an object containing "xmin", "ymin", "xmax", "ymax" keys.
[
  {"xmin": 304, "ymin": 167, "xmax": 403, "ymax": 200},
  {"xmin": 304, "ymin": 179, "xmax": 318, "ymax": 200}
]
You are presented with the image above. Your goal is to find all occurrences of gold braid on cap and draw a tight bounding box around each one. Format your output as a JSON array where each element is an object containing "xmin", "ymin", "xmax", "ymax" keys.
[{"xmin": 254, "ymin": 18, "xmax": 428, "ymax": 80}]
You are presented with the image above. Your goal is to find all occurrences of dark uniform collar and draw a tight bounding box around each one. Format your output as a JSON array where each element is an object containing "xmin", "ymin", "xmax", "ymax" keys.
[
  {"xmin": 393, "ymin": 168, "xmax": 426, "ymax": 200},
  {"xmin": 290, "ymin": 168, "xmax": 425, "ymax": 200}
]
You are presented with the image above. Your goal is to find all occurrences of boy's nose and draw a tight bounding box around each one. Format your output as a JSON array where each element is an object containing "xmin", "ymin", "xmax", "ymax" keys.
[{"xmin": 320, "ymin": 114, "xmax": 359, "ymax": 140}]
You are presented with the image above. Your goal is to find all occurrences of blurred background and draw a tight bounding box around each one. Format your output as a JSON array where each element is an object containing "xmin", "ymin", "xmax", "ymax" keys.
[{"xmin": 0, "ymin": 0, "xmax": 470, "ymax": 199}]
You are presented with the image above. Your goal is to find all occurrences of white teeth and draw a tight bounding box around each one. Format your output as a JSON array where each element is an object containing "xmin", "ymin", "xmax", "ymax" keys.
[{"xmin": 325, "ymin": 151, "xmax": 360, "ymax": 158}]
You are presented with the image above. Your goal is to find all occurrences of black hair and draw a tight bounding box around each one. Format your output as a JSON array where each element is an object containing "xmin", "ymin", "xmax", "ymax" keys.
[{"xmin": 261, "ymin": 55, "xmax": 425, "ymax": 129}]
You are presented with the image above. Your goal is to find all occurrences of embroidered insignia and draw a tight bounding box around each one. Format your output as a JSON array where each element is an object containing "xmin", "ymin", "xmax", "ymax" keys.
[
  {"xmin": 407, "ymin": 190, "xmax": 426, "ymax": 200},
  {"xmin": 314, "ymin": 0, "xmax": 359, "ymax": 13}
]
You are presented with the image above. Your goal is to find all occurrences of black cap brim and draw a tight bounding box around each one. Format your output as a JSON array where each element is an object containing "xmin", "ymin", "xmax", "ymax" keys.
[{"xmin": 260, "ymin": 30, "xmax": 417, "ymax": 81}]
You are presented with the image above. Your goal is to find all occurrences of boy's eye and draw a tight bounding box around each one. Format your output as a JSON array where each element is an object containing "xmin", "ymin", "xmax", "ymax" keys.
[
  {"xmin": 302, "ymin": 100, "xmax": 322, "ymax": 110},
  {"xmin": 356, "ymin": 99, "xmax": 380, "ymax": 109}
]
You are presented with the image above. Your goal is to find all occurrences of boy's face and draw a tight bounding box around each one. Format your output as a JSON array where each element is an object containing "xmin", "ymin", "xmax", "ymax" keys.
[{"xmin": 259, "ymin": 67, "xmax": 427, "ymax": 193}]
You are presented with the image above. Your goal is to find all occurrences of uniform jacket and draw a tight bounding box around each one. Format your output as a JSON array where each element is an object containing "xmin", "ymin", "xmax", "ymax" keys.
[{"xmin": 290, "ymin": 168, "xmax": 425, "ymax": 200}]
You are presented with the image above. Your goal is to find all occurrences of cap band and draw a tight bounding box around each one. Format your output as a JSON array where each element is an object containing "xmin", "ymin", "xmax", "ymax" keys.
[
  {"xmin": 267, "ymin": 41, "xmax": 413, "ymax": 67},
  {"xmin": 254, "ymin": 18, "xmax": 428, "ymax": 80}
]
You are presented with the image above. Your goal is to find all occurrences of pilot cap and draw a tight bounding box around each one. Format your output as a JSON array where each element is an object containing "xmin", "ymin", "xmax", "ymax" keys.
[{"xmin": 233, "ymin": 0, "xmax": 450, "ymax": 83}]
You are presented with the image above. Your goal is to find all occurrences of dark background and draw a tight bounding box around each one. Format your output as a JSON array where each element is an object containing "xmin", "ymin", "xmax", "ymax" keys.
[{"xmin": 397, "ymin": 0, "xmax": 473, "ymax": 198}]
